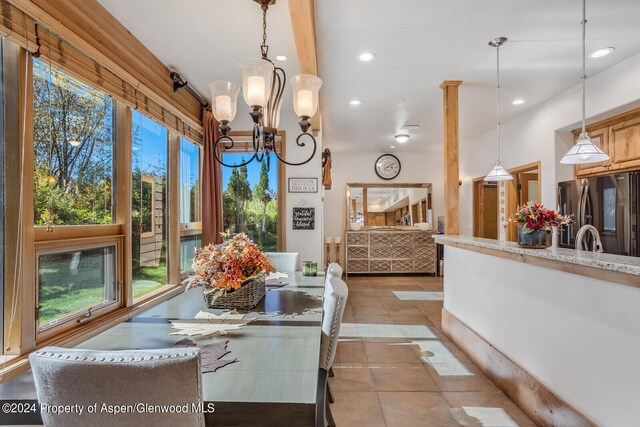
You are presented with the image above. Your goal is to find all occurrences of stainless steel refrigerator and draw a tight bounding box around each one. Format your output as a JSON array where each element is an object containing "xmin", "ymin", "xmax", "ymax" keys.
[{"xmin": 557, "ymin": 172, "xmax": 639, "ymax": 256}]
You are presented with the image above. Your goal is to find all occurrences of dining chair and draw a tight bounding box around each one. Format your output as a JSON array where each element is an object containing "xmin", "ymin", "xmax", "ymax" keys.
[
  {"xmin": 265, "ymin": 252, "xmax": 301, "ymax": 272},
  {"xmin": 324, "ymin": 262, "xmax": 343, "ymax": 396},
  {"xmin": 29, "ymin": 347, "xmax": 203, "ymax": 427},
  {"xmin": 317, "ymin": 276, "xmax": 349, "ymax": 427}
]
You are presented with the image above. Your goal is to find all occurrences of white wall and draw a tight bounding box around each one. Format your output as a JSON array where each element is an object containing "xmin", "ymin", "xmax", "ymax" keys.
[
  {"xmin": 323, "ymin": 151, "xmax": 443, "ymax": 264},
  {"xmin": 280, "ymin": 114, "xmax": 324, "ymax": 265},
  {"xmin": 459, "ymin": 52, "xmax": 640, "ymax": 236},
  {"xmin": 444, "ymin": 246, "xmax": 640, "ymax": 426}
]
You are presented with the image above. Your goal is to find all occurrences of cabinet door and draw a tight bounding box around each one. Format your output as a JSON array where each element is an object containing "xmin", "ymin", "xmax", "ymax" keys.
[
  {"xmin": 575, "ymin": 127, "xmax": 610, "ymax": 177},
  {"xmin": 610, "ymin": 116, "xmax": 640, "ymax": 170}
]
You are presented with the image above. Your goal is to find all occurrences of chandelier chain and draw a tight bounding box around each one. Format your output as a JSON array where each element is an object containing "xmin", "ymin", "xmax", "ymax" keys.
[{"xmin": 261, "ymin": 6, "xmax": 268, "ymax": 58}]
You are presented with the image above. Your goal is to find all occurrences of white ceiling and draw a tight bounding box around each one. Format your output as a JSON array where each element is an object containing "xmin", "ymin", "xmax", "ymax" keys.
[
  {"xmin": 98, "ymin": 0, "xmax": 640, "ymax": 153},
  {"xmin": 316, "ymin": 0, "xmax": 640, "ymax": 153},
  {"xmin": 98, "ymin": 0, "xmax": 300, "ymax": 131}
]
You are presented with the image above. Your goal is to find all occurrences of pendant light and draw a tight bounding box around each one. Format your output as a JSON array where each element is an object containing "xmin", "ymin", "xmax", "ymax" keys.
[
  {"xmin": 485, "ymin": 37, "xmax": 513, "ymax": 182},
  {"xmin": 560, "ymin": 0, "xmax": 609, "ymax": 164}
]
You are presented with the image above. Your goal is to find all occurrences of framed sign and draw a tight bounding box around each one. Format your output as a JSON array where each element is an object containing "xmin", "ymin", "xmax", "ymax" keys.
[
  {"xmin": 292, "ymin": 207, "xmax": 315, "ymax": 230},
  {"xmin": 288, "ymin": 178, "xmax": 318, "ymax": 193}
]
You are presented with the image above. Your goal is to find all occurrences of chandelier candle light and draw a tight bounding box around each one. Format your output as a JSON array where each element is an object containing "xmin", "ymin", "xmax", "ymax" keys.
[
  {"xmin": 209, "ymin": 0, "xmax": 322, "ymax": 171},
  {"xmin": 560, "ymin": 0, "xmax": 609, "ymax": 164},
  {"xmin": 484, "ymin": 37, "xmax": 513, "ymax": 182}
]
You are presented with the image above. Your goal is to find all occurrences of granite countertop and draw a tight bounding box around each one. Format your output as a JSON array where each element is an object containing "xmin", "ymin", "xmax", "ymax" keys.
[{"xmin": 434, "ymin": 235, "xmax": 640, "ymax": 277}]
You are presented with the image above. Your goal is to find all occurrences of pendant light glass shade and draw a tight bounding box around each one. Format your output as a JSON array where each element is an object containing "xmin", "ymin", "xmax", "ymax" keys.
[
  {"xmin": 209, "ymin": 81, "xmax": 240, "ymax": 123},
  {"xmin": 560, "ymin": 132, "xmax": 609, "ymax": 164},
  {"xmin": 239, "ymin": 58, "xmax": 273, "ymax": 108},
  {"xmin": 484, "ymin": 161, "xmax": 513, "ymax": 182},
  {"xmin": 560, "ymin": 0, "xmax": 610, "ymax": 165},
  {"xmin": 291, "ymin": 74, "xmax": 322, "ymax": 118}
]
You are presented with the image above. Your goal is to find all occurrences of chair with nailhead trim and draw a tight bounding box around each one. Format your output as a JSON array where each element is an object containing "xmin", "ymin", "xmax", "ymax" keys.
[
  {"xmin": 29, "ymin": 347, "xmax": 203, "ymax": 427},
  {"xmin": 323, "ymin": 263, "xmax": 343, "ymax": 401},
  {"xmin": 317, "ymin": 276, "xmax": 348, "ymax": 427}
]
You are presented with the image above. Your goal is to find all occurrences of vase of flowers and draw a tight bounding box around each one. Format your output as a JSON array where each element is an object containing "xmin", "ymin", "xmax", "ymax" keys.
[
  {"xmin": 509, "ymin": 202, "xmax": 573, "ymax": 249},
  {"xmin": 190, "ymin": 233, "xmax": 274, "ymax": 309}
]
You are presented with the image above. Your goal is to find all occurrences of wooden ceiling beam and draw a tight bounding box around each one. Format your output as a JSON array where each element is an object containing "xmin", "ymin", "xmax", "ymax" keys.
[{"xmin": 288, "ymin": 0, "xmax": 322, "ymax": 132}]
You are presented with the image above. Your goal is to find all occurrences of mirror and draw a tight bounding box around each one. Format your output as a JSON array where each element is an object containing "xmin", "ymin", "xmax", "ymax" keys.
[{"xmin": 346, "ymin": 183, "xmax": 432, "ymax": 229}]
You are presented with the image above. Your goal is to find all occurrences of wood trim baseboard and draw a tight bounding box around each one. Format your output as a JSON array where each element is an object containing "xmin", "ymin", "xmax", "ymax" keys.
[{"xmin": 441, "ymin": 308, "xmax": 596, "ymax": 427}]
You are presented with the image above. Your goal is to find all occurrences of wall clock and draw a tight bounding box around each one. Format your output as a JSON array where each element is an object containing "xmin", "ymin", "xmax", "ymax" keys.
[{"xmin": 374, "ymin": 154, "xmax": 401, "ymax": 180}]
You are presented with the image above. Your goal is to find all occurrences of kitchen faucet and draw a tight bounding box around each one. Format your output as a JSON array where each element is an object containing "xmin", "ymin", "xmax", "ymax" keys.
[{"xmin": 575, "ymin": 224, "xmax": 604, "ymax": 253}]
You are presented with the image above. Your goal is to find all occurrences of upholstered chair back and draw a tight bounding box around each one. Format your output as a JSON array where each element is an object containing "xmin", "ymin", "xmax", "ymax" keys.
[
  {"xmin": 319, "ymin": 277, "xmax": 349, "ymax": 371},
  {"xmin": 324, "ymin": 263, "xmax": 343, "ymax": 302},
  {"xmin": 29, "ymin": 347, "xmax": 203, "ymax": 427},
  {"xmin": 326, "ymin": 263, "xmax": 343, "ymax": 281},
  {"xmin": 265, "ymin": 252, "xmax": 301, "ymax": 272}
]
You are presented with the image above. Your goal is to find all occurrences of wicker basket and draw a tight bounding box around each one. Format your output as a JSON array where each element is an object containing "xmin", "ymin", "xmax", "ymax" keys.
[{"xmin": 203, "ymin": 274, "xmax": 266, "ymax": 310}]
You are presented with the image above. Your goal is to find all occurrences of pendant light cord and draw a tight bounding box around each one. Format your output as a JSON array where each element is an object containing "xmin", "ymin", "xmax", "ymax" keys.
[
  {"xmin": 581, "ymin": 0, "xmax": 587, "ymax": 133},
  {"xmin": 496, "ymin": 42, "xmax": 501, "ymax": 164}
]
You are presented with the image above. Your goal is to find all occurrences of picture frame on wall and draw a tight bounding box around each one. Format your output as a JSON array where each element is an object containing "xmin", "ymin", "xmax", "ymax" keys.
[
  {"xmin": 292, "ymin": 207, "xmax": 315, "ymax": 230},
  {"xmin": 288, "ymin": 178, "xmax": 318, "ymax": 193}
]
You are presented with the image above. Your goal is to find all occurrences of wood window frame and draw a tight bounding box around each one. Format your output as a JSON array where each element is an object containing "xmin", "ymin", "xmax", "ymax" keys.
[
  {"xmin": 223, "ymin": 131, "xmax": 287, "ymax": 251},
  {"xmin": 34, "ymin": 235, "xmax": 124, "ymax": 341},
  {"xmin": 177, "ymin": 137, "xmax": 203, "ymax": 277},
  {"xmin": 1, "ymin": 48, "xmax": 191, "ymax": 377}
]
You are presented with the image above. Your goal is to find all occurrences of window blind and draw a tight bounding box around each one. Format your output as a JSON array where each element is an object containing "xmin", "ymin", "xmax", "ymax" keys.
[{"xmin": 0, "ymin": 0, "xmax": 203, "ymax": 144}]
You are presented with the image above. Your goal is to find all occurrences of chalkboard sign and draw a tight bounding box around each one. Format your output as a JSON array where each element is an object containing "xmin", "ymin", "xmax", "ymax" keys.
[{"xmin": 293, "ymin": 207, "xmax": 315, "ymax": 230}]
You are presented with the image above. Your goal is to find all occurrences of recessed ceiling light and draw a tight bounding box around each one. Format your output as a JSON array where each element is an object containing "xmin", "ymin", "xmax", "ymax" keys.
[
  {"xmin": 276, "ymin": 54, "xmax": 288, "ymax": 61},
  {"xmin": 588, "ymin": 47, "xmax": 615, "ymax": 58},
  {"xmin": 511, "ymin": 99, "xmax": 525, "ymax": 105},
  {"xmin": 394, "ymin": 134, "xmax": 410, "ymax": 143},
  {"xmin": 358, "ymin": 52, "xmax": 376, "ymax": 62},
  {"xmin": 390, "ymin": 145, "xmax": 396, "ymax": 149},
  {"xmin": 349, "ymin": 99, "xmax": 363, "ymax": 106}
]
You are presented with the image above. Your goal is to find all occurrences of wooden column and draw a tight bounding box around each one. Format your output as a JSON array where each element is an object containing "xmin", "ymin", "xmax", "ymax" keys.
[
  {"xmin": 288, "ymin": 0, "xmax": 321, "ymax": 132},
  {"xmin": 440, "ymin": 80, "xmax": 463, "ymax": 235}
]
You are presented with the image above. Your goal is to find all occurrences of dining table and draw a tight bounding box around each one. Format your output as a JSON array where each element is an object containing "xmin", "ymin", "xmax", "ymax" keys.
[{"xmin": 0, "ymin": 272, "xmax": 326, "ymax": 426}]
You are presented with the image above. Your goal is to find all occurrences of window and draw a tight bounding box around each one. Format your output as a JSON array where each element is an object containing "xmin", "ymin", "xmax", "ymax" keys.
[
  {"xmin": 222, "ymin": 150, "xmax": 279, "ymax": 251},
  {"xmin": 131, "ymin": 111, "xmax": 168, "ymax": 299},
  {"xmin": 36, "ymin": 239, "xmax": 120, "ymax": 332},
  {"xmin": 180, "ymin": 138, "xmax": 201, "ymax": 224},
  {"xmin": 32, "ymin": 58, "xmax": 114, "ymax": 226},
  {"xmin": 179, "ymin": 138, "xmax": 202, "ymax": 274}
]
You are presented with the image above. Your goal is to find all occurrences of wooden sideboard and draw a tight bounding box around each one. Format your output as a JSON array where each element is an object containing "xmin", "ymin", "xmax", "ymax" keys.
[{"xmin": 346, "ymin": 230, "xmax": 436, "ymax": 274}]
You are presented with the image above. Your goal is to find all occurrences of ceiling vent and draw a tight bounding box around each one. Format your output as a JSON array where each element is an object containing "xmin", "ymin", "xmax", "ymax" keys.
[{"xmin": 401, "ymin": 123, "xmax": 421, "ymax": 130}]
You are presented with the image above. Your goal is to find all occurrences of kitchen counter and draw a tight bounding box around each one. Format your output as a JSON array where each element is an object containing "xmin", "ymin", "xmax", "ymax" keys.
[
  {"xmin": 436, "ymin": 234, "xmax": 640, "ymax": 426},
  {"xmin": 434, "ymin": 234, "xmax": 640, "ymax": 288}
]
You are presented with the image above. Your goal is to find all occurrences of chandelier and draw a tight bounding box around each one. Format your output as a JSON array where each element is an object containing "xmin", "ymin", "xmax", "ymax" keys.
[{"xmin": 209, "ymin": 0, "xmax": 322, "ymax": 170}]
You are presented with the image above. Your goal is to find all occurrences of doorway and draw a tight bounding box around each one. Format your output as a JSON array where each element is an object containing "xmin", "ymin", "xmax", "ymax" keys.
[
  {"xmin": 505, "ymin": 161, "xmax": 541, "ymax": 242},
  {"xmin": 472, "ymin": 178, "xmax": 499, "ymax": 239}
]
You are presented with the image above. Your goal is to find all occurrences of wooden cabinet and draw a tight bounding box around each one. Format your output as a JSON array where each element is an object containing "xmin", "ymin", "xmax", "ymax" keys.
[
  {"xmin": 610, "ymin": 115, "xmax": 640, "ymax": 171},
  {"xmin": 345, "ymin": 231, "xmax": 436, "ymax": 274},
  {"xmin": 574, "ymin": 108, "xmax": 640, "ymax": 177}
]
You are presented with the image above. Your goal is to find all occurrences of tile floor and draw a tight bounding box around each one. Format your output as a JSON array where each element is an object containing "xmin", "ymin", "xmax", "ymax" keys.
[{"xmin": 329, "ymin": 275, "xmax": 536, "ymax": 427}]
